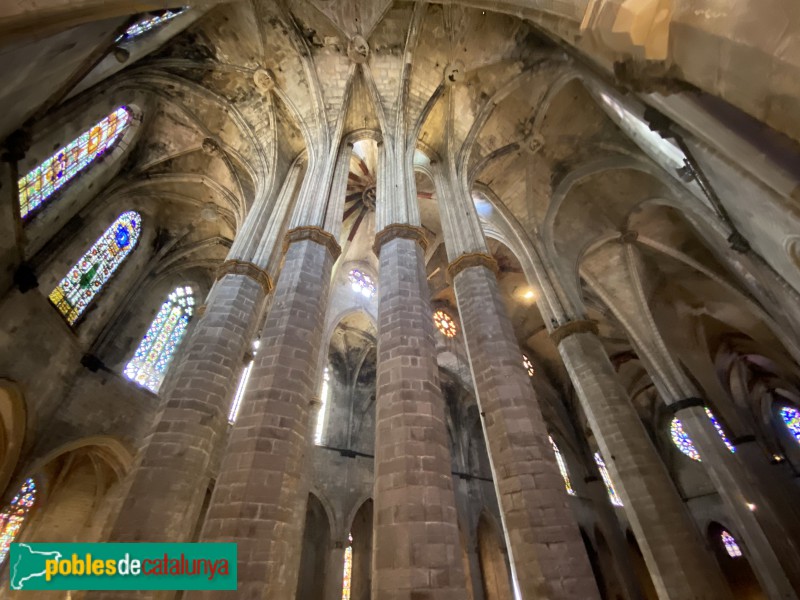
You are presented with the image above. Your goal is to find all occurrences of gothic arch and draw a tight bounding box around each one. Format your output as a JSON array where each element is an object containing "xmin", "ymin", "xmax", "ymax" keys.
[
  {"xmin": 476, "ymin": 510, "xmax": 513, "ymax": 600},
  {"xmin": 0, "ymin": 381, "xmax": 26, "ymax": 498}
]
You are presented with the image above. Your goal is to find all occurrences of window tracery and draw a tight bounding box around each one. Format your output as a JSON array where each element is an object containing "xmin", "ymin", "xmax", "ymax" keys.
[
  {"xmin": 670, "ymin": 407, "xmax": 736, "ymax": 461},
  {"xmin": 433, "ymin": 310, "xmax": 457, "ymax": 338},
  {"xmin": 0, "ymin": 478, "xmax": 36, "ymax": 565},
  {"xmin": 780, "ymin": 406, "xmax": 800, "ymax": 444},
  {"xmin": 118, "ymin": 8, "xmax": 187, "ymax": 41},
  {"xmin": 549, "ymin": 436, "xmax": 575, "ymax": 496},
  {"xmin": 49, "ymin": 211, "xmax": 141, "ymax": 325},
  {"xmin": 594, "ymin": 452, "xmax": 623, "ymax": 507},
  {"xmin": 348, "ymin": 269, "xmax": 375, "ymax": 298},
  {"xmin": 670, "ymin": 417, "xmax": 701, "ymax": 461},
  {"xmin": 721, "ymin": 530, "xmax": 742, "ymax": 558},
  {"xmin": 18, "ymin": 107, "xmax": 130, "ymax": 219},
  {"xmin": 124, "ymin": 286, "xmax": 194, "ymax": 392}
]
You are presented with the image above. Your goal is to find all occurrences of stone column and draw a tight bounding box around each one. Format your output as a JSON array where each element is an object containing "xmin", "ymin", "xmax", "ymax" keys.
[
  {"xmin": 103, "ymin": 261, "xmax": 271, "ymax": 547},
  {"xmin": 0, "ymin": 136, "xmax": 25, "ymax": 296},
  {"xmin": 554, "ymin": 323, "xmax": 729, "ymax": 599},
  {"xmin": 448, "ymin": 253, "xmax": 600, "ymax": 599},
  {"xmin": 581, "ymin": 240, "xmax": 800, "ymax": 598},
  {"xmin": 584, "ymin": 471, "xmax": 645, "ymax": 600},
  {"xmin": 431, "ymin": 162, "xmax": 600, "ymax": 598},
  {"xmin": 371, "ymin": 224, "xmax": 467, "ymax": 600},
  {"xmin": 188, "ymin": 226, "xmax": 340, "ymax": 600},
  {"xmin": 89, "ymin": 171, "xmax": 304, "ymax": 600}
]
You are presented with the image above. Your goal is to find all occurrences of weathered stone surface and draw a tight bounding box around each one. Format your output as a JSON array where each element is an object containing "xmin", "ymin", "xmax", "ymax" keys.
[
  {"xmin": 188, "ymin": 237, "xmax": 335, "ymax": 599},
  {"xmin": 559, "ymin": 330, "xmax": 730, "ymax": 599},
  {"xmin": 453, "ymin": 263, "xmax": 601, "ymax": 600},
  {"xmin": 373, "ymin": 235, "xmax": 467, "ymax": 600}
]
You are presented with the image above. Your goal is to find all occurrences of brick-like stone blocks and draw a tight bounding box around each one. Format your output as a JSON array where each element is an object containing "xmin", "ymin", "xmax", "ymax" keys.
[
  {"xmin": 453, "ymin": 264, "xmax": 600, "ymax": 600},
  {"xmin": 107, "ymin": 273, "xmax": 266, "ymax": 545},
  {"xmin": 187, "ymin": 237, "xmax": 335, "ymax": 600},
  {"xmin": 372, "ymin": 236, "xmax": 467, "ymax": 600},
  {"xmin": 559, "ymin": 330, "xmax": 730, "ymax": 599}
]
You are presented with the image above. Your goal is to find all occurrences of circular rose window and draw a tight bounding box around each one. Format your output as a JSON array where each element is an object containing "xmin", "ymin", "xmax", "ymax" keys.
[{"xmin": 433, "ymin": 310, "xmax": 457, "ymax": 338}]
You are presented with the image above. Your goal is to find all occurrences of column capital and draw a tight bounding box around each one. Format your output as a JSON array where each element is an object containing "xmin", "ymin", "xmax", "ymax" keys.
[
  {"xmin": 549, "ymin": 319, "xmax": 599, "ymax": 346},
  {"xmin": 195, "ymin": 304, "xmax": 207, "ymax": 317},
  {"xmin": 665, "ymin": 397, "xmax": 705, "ymax": 414},
  {"xmin": 284, "ymin": 226, "xmax": 341, "ymax": 260},
  {"xmin": 447, "ymin": 252, "xmax": 499, "ymax": 281},
  {"xmin": 373, "ymin": 223, "xmax": 428, "ymax": 255},
  {"xmin": 215, "ymin": 260, "xmax": 273, "ymax": 295}
]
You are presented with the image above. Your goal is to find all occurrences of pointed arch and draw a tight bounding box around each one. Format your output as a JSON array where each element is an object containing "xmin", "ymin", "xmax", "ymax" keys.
[
  {"xmin": 19, "ymin": 107, "xmax": 131, "ymax": 219},
  {"xmin": 477, "ymin": 511, "xmax": 513, "ymax": 600},
  {"xmin": 0, "ymin": 478, "xmax": 36, "ymax": 565},
  {"xmin": 124, "ymin": 285, "xmax": 195, "ymax": 392}
]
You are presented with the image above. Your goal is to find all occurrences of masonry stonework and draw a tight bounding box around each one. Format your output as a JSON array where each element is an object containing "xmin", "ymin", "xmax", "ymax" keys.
[
  {"xmin": 372, "ymin": 235, "xmax": 467, "ymax": 600},
  {"xmin": 453, "ymin": 263, "xmax": 601, "ymax": 600}
]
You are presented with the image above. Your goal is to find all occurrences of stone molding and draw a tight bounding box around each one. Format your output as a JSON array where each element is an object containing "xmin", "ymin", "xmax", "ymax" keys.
[
  {"xmin": 447, "ymin": 252, "xmax": 499, "ymax": 281},
  {"xmin": 372, "ymin": 224, "xmax": 428, "ymax": 255},
  {"xmin": 665, "ymin": 397, "xmax": 705, "ymax": 414},
  {"xmin": 215, "ymin": 260, "xmax": 273, "ymax": 295},
  {"xmin": 549, "ymin": 319, "xmax": 600, "ymax": 346},
  {"xmin": 284, "ymin": 226, "xmax": 342, "ymax": 260}
]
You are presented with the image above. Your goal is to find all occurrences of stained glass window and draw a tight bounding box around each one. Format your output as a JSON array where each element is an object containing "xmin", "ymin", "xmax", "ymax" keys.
[
  {"xmin": 780, "ymin": 406, "xmax": 800, "ymax": 444},
  {"xmin": 18, "ymin": 107, "xmax": 130, "ymax": 219},
  {"xmin": 670, "ymin": 417, "xmax": 701, "ymax": 461},
  {"xmin": 523, "ymin": 354, "xmax": 535, "ymax": 377},
  {"xmin": 315, "ymin": 367, "xmax": 331, "ymax": 445},
  {"xmin": 594, "ymin": 452, "xmax": 623, "ymax": 507},
  {"xmin": 549, "ymin": 436, "xmax": 575, "ymax": 496},
  {"xmin": 0, "ymin": 478, "xmax": 36, "ymax": 565},
  {"xmin": 124, "ymin": 286, "xmax": 194, "ymax": 393},
  {"xmin": 706, "ymin": 408, "xmax": 735, "ymax": 453},
  {"xmin": 433, "ymin": 310, "xmax": 457, "ymax": 338},
  {"xmin": 670, "ymin": 408, "xmax": 736, "ymax": 461},
  {"xmin": 721, "ymin": 530, "xmax": 742, "ymax": 558},
  {"xmin": 348, "ymin": 269, "xmax": 376, "ymax": 298},
  {"xmin": 342, "ymin": 532, "xmax": 353, "ymax": 600},
  {"xmin": 229, "ymin": 340, "xmax": 260, "ymax": 424},
  {"xmin": 50, "ymin": 211, "xmax": 141, "ymax": 325},
  {"xmin": 118, "ymin": 8, "xmax": 187, "ymax": 41}
]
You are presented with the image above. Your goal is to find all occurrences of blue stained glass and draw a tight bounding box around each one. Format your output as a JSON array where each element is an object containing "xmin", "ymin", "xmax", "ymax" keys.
[
  {"xmin": 115, "ymin": 224, "xmax": 131, "ymax": 248},
  {"xmin": 18, "ymin": 108, "xmax": 130, "ymax": 218},
  {"xmin": 594, "ymin": 452, "xmax": 623, "ymax": 507},
  {"xmin": 670, "ymin": 408, "xmax": 735, "ymax": 461},
  {"xmin": 124, "ymin": 286, "xmax": 194, "ymax": 393},
  {"xmin": 49, "ymin": 211, "xmax": 141, "ymax": 325},
  {"xmin": 670, "ymin": 418, "xmax": 701, "ymax": 461},
  {"xmin": 721, "ymin": 530, "xmax": 742, "ymax": 557},
  {"xmin": 780, "ymin": 406, "xmax": 800, "ymax": 444},
  {"xmin": 119, "ymin": 8, "xmax": 187, "ymax": 41},
  {"xmin": 705, "ymin": 408, "xmax": 735, "ymax": 453},
  {"xmin": 0, "ymin": 478, "xmax": 36, "ymax": 565}
]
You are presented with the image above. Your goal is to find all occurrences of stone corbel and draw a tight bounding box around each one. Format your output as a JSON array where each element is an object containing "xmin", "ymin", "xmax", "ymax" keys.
[
  {"xmin": 283, "ymin": 226, "xmax": 342, "ymax": 260},
  {"xmin": 549, "ymin": 319, "xmax": 600, "ymax": 346},
  {"xmin": 446, "ymin": 252, "xmax": 499, "ymax": 282},
  {"xmin": 215, "ymin": 259, "xmax": 273, "ymax": 295},
  {"xmin": 372, "ymin": 224, "xmax": 428, "ymax": 256}
]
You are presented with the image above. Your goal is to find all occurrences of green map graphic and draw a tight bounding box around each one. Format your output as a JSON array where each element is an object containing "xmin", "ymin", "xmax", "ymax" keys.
[{"xmin": 10, "ymin": 544, "xmax": 62, "ymax": 590}]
